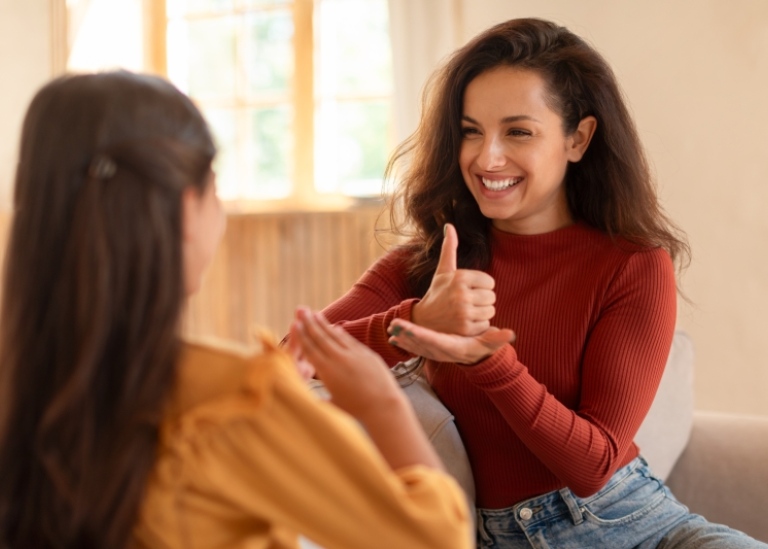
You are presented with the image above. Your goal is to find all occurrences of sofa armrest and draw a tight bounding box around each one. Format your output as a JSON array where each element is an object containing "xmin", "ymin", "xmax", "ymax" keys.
[{"xmin": 665, "ymin": 410, "xmax": 768, "ymax": 543}]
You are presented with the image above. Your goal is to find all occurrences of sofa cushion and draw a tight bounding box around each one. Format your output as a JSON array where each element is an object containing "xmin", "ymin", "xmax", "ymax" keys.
[
  {"xmin": 665, "ymin": 411, "xmax": 768, "ymax": 543},
  {"xmin": 394, "ymin": 361, "xmax": 476, "ymax": 515},
  {"xmin": 634, "ymin": 329, "xmax": 695, "ymax": 480}
]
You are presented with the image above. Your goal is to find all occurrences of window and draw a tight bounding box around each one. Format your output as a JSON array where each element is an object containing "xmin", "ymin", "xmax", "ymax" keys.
[{"xmin": 67, "ymin": 0, "xmax": 395, "ymax": 207}]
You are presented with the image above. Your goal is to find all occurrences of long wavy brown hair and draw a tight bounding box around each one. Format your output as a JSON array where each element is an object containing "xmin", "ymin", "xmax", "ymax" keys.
[
  {"xmin": 386, "ymin": 17, "xmax": 689, "ymax": 296},
  {"xmin": 0, "ymin": 71, "xmax": 215, "ymax": 548}
]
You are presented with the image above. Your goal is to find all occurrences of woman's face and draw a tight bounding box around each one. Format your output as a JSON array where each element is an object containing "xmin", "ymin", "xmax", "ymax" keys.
[
  {"xmin": 459, "ymin": 66, "xmax": 595, "ymax": 234},
  {"xmin": 182, "ymin": 170, "xmax": 226, "ymax": 295}
]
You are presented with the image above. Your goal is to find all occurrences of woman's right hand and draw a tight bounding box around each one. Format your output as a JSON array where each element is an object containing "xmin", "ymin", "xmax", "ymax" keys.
[
  {"xmin": 411, "ymin": 223, "xmax": 496, "ymax": 337},
  {"xmin": 388, "ymin": 317, "xmax": 515, "ymax": 365}
]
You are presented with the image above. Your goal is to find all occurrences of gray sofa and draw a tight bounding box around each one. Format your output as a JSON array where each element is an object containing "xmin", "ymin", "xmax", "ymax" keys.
[{"xmin": 637, "ymin": 330, "xmax": 768, "ymax": 543}]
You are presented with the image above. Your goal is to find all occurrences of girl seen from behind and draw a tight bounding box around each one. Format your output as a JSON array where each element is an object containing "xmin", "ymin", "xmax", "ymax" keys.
[{"xmin": 0, "ymin": 71, "xmax": 472, "ymax": 549}]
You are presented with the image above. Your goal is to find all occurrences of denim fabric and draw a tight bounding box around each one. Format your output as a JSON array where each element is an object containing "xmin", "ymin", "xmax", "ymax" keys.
[{"xmin": 476, "ymin": 457, "xmax": 767, "ymax": 548}]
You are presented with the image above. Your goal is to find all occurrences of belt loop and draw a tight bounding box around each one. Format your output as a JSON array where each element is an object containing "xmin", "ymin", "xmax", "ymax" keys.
[
  {"xmin": 558, "ymin": 488, "xmax": 584, "ymax": 525},
  {"xmin": 475, "ymin": 509, "xmax": 491, "ymax": 547}
]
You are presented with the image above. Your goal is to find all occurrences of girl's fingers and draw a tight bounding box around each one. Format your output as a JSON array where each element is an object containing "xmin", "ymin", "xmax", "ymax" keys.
[
  {"xmin": 294, "ymin": 309, "xmax": 354, "ymax": 369},
  {"xmin": 302, "ymin": 310, "xmax": 357, "ymax": 352}
]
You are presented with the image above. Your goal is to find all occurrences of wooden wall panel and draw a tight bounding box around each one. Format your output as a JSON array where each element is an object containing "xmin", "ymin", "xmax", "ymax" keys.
[
  {"xmin": 182, "ymin": 203, "xmax": 392, "ymax": 343},
  {"xmin": 0, "ymin": 206, "xmax": 391, "ymax": 345}
]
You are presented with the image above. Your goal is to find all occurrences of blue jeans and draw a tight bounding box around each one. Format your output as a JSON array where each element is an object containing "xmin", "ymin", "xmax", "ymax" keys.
[{"xmin": 476, "ymin": 457, "xmax": 767, "ymax": 548}]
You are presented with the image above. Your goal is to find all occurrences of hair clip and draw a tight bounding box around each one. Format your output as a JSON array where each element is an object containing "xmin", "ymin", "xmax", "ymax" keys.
[{"xmin": 88, "ymin": 154, "xmax": 117, "ymax": 181}]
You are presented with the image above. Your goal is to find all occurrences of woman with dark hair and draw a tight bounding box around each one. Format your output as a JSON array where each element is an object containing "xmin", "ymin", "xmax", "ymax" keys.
[
  {"xmin": 320, "ymin": 18, "xmax": 767, "ymax": 548},
  {"xmin": 0, "ymin": 71, "xmax": 472, "ymax": 549}
]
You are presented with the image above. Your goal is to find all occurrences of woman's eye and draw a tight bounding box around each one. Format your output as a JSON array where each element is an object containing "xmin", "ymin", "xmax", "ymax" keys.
[
  {"xmin": 508, "ymin": 129, "xmax": 532, "ymax": 137},
  {"xmin": 461, "ymin": 127, "xmax": 480, "ymax": 137}
]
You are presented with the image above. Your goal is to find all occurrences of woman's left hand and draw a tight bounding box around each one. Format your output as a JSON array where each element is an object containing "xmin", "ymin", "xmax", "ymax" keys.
[{"xmin": 387, "ymin": 318, "xmax": 515, "ymax": 364}]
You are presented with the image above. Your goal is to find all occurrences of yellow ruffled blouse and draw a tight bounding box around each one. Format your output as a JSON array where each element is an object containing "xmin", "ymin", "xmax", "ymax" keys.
[{"xmin": 131, "ymin": 337, "xmax": 471, "ymax": 549}]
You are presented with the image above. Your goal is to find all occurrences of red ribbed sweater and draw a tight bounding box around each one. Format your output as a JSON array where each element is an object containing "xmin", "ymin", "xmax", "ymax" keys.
[{"xmin": 322, "ymin": 222, "xmax": 677, "ymax": 509}]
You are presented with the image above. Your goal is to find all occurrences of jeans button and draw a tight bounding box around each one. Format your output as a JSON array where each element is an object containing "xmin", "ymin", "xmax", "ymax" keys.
[{"xmin": 519, "ymin": 507, "xmax": 533, "ymax": 520}]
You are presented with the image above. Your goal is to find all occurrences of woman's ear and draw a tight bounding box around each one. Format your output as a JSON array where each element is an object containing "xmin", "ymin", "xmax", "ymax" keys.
[{"xmin": 566, "ymin": 115, "xmax": 597, "ymax": 162}]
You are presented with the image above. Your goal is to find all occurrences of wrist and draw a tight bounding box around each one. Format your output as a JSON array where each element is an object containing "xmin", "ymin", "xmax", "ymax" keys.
[
  {"xmin": 356, "ymin": 389, "xmax": 410, "ymax": 428},
  {"xmin": 409, "ymin": 300, "xmax": 421, "ymax": 326}
]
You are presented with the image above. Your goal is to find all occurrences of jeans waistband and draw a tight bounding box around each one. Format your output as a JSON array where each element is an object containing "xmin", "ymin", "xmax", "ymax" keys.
[{"xmin": 478, "ymin": 456, "xmax": 647, "ymax": 528}]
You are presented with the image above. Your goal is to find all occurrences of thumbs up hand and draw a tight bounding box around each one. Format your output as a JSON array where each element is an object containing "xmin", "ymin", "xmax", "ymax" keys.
[{"xmin": 411, "ymin": 223, "xmax": 497, "ymax": 336}]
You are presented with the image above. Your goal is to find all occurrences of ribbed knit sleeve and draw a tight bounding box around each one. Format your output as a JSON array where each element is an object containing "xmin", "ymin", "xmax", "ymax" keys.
[{"xmin": 322, "ymin": 246, "xmax": 419, "ymax": 365}]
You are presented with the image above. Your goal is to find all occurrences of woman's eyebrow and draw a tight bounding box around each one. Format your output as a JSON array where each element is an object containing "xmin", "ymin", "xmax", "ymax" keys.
[{"xmin": 461, "ymin": 114, "xmax": 541, "ymax": 124}]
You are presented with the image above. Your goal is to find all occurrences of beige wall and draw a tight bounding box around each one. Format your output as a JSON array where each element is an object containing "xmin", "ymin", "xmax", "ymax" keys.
[
  {"xmin": 1, "ymin": 0, "xmax": 767, "ymax": 416},
  {"xmin": 0, "ymin": 0, "xmax": 53, "ymax": 207},
  {"xmin": 456, "ymin": 0, "xmax": 768, "ymax": 416}
]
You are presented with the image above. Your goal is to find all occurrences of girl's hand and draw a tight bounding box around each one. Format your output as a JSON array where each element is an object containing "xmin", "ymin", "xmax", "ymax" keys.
[
  {"xmin": 411, "ymin": 223, "xmax": 497, "ymax": 337},
  {"xmin": 387, "ymin": 317, "xmax": 515, "ymax": 365},
  {"xmin": 291, "ymin": 307, "xmax": 405, "ymax": 419},
  {"xmin": 286, "ymin": 323, "xmax": 316, "ymax": 381}
]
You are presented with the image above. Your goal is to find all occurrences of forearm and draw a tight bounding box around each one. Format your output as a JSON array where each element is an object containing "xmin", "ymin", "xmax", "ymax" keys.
[
  {"xmin": 462, "ymin": 318, "xmax": 674, "ymax": 495},
  {"xmin": 358, "ymin": 392, "xmax": 445, "ymax": 472},
  {"xmin": 332, "ymin": 302, "xmax": 418, "ymax": 365}
]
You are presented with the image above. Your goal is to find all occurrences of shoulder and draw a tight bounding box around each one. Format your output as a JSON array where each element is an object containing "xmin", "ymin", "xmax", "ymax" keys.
[
  {"xmin": 574, "ymin": 224, "xmax": 675, "ymax": 277},
  {"xmin": 169, "ymin": 334, "xmax": 298, "ymax": 420},
  {"xmin": 561, "ymin": 225, "xmax": 677, "ymax": 306},
  {"xmin": 369, "ymin": 244, "xmax": 416, "ymax": 270}
]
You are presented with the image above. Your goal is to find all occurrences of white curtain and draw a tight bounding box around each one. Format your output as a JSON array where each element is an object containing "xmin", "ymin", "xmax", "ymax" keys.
[{"xmin": 387, "ymin": 0, "xmax": 463, "ymax": 142}]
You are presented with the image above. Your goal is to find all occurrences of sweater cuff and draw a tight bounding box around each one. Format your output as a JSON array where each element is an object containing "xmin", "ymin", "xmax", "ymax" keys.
[
  {"xmin": 398, "ymin": 298, "xmax": 421, "ymax": 322},
  {"xmin": 458, "ymin": 344, "xmax": 523, "ymax": 388}
]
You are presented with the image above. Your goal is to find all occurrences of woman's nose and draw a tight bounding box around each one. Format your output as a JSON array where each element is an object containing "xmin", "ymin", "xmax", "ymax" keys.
[{"xmin": 477, "ymin": 136, "xmax": 506, "ymax": 170}]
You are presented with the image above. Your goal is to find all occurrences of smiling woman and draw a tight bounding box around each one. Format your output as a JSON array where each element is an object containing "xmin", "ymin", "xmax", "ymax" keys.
[{"xmin": 317, "ymin": 16, "xmax": 768, "ymax": 549}]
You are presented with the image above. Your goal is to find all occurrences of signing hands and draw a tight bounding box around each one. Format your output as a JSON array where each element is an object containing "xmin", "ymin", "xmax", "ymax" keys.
[
  {"xmin": 394, "ymin": 223, "xmax": 515, "ymax": 364},
  {"xmin": 289, "ymin": 307, "xmax": 447, "ymax": 471},
  {"xmin": 412, "ymin": 223, "xmax": 497, "ymax": 337},
  {"xmin": 289, "ymin": 307, "xmax": 406, "ymax": 419}
]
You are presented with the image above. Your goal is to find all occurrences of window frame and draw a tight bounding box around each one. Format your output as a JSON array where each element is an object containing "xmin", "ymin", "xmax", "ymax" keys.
[
  {"xmin": 55, "ymin": 0, "xmax": 391, "ymax": 212},
  {"xmin": 150, "ymin": 0, "xmax": 377, "ymax": 212}
]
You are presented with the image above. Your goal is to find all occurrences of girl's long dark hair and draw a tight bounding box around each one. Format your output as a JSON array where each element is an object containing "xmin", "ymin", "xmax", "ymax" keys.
[
  {"xmin": 386, "ymin": 18, "xmax": 689, "ymax": 296},
  {"xmin": 0, "ymin": 71, "xmax": 215, "ymax": 548}
]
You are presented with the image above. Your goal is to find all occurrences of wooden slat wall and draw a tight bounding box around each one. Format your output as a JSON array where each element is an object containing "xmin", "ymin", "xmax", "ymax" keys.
[
  {"xmin": 182, "ymin": 203, "xmax": 393, "ymax": 343},
  {"xmin": 0, "ymin": 205, "xmax": 392, "ymax": 345}
]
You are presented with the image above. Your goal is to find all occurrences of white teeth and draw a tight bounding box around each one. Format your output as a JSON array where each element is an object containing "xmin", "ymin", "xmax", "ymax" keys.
[{"xmin": 481, "ymin": 177, "xmax": 522, "ymax": 191}]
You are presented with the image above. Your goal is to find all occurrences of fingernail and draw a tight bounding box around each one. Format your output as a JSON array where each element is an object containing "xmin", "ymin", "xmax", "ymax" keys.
[
  {"xmin": 390, "ymin": 325, "xmax": 402, "ymax": 336},
  {"xmin": 443, "ymin": 224, "xmax": 447, "ymax": 236},
  {"xmin": 405, "ymin": 330, "xmax": 414, "ymax": 337},
  {"xmin": 389, "ymin": 339, "xmax": 399, "ymax": 347}
]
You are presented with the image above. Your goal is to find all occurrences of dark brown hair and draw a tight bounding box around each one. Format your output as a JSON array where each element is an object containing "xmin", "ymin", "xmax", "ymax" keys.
[
  {"xmin": 0, "ymin": 71, "xmax": 215, "ymax": 548},
  {"xmin": 386, "ymin": 17, "xmax": 689, "ymax": 296}
]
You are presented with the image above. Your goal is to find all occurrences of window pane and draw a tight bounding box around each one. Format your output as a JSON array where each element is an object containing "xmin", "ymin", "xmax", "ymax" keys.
[
  {"xmin": 204, "ymin": 108, "xmax": 239, "ymax": 199},
  {"xmin": 315, "ymin": 99, "xmax": 390, "ymax": 196},
  {"xmin": 167, "ymin": 0, "xmax": 234, "ymax": 17},
  {"xmin": 68, "ymin": 0, "xmax": 144, "ymax": 72},
  {"xmin": 168, "ymin": 16, "xmax": 236, "ymax": 99},
  {"xmin": 244, "ymin": 10, "xmax": 294, "ymax": 97},
  {"xmin": 247, "ymin": 106, "xmax": 293, "ymax": 198},
  {"xmin": 317, "ymin": 0, "xmax": 392, "ymax": 96},
  {"xmin": 241, "ymin": 0, "xmax": 291, "ymax": 7}
]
